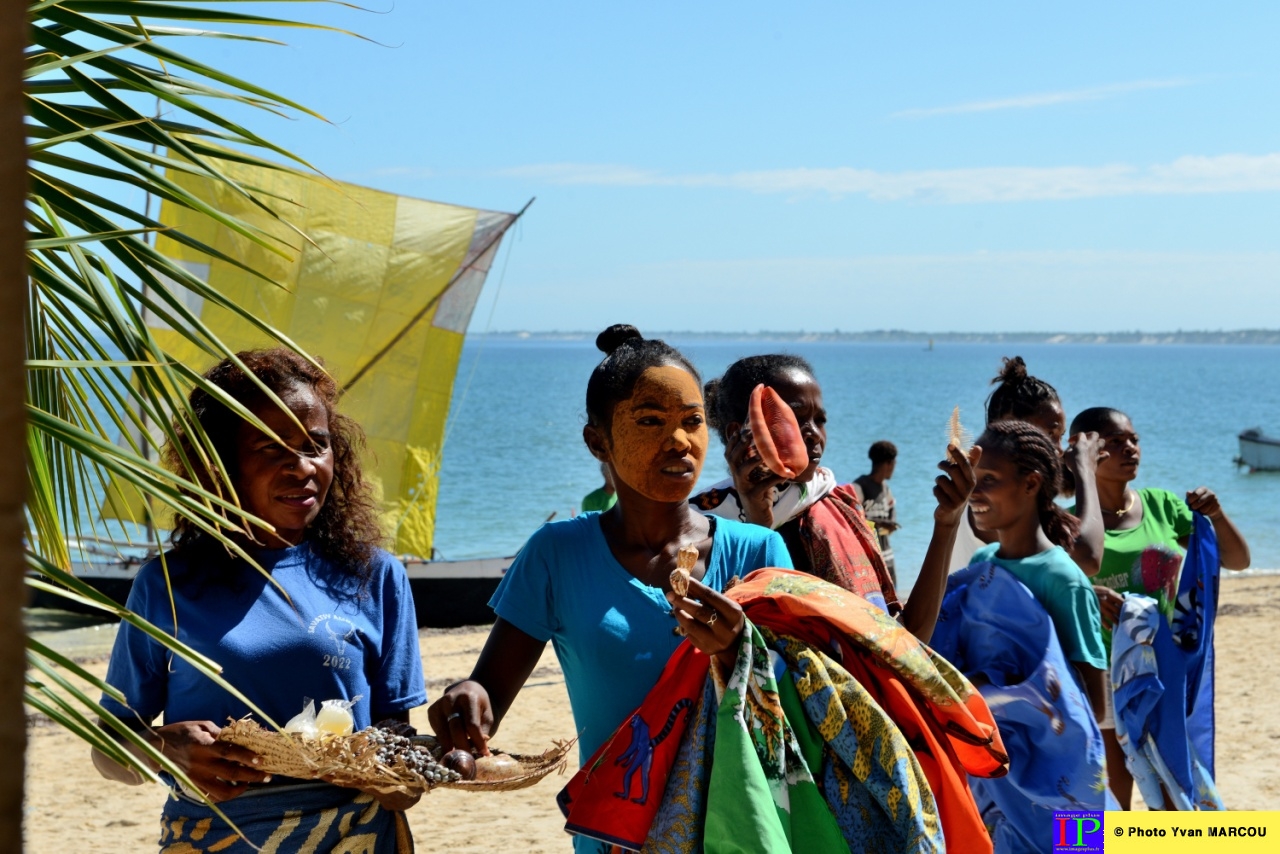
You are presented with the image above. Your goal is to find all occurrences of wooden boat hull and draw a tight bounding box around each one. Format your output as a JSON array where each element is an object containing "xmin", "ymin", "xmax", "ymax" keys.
[
  {"xmin": 1237, "ymin": 428, "xmax": 1280, "ymax": 472},
  {"xmin": 29, "ymin": 555, "xmax": 513, "ymax": 628},
  {"xmin": 403, "ymin": 556, "xmax": 512, "ymax": 627}
]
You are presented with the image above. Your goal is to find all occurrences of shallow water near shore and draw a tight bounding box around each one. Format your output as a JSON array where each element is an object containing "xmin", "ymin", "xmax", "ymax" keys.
[{"xmin": 436, "ymin": 340, "xmax": 1280, "ymax": 589}]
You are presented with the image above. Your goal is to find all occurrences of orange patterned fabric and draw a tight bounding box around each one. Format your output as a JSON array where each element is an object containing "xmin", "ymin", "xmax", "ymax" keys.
[{"xmin": 729, "ymin": 568, "xmax": 1009, "ymax": 852}]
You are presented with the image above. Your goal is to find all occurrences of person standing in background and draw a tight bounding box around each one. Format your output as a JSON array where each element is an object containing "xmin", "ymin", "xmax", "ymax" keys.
[
  {"xmin": 853, "ymin": 440, "xmax": 900, "ymax": 585},
  {"xmin": 579, "ymin": 461, "xmax": 616, "ymax": 512}
]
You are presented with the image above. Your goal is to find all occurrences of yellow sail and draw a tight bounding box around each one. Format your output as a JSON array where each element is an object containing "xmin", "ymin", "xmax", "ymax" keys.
[{"xmin": 104, "ymin": 162, "xmax": 518, "ymax": 558}]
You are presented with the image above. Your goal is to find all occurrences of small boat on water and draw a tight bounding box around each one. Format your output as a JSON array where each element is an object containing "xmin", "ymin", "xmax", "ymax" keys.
[
  {"xmin": 1236, "ymin": 428, "xmax": 1280, "ymax": 472},
  {"xmin": 32, "ymin": 166, "xmax": 528, "ymax": 628}
]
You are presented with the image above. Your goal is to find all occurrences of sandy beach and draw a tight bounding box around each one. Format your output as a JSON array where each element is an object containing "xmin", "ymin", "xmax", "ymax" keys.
[{"xmin": 24, "ymin": 573, "xmax": 1280, "ymax": 852}]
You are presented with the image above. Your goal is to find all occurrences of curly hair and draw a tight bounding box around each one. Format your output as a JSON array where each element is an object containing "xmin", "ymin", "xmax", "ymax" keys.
[
  {"xmin": 165, "ymin": 348, "xmax": 382, "ymax": 578},
  {"xmin": 703, "ymin": 353, "xmax": 815, "ymax": 443},
  {"xmin": 975, "ymin": 420, "xmax": 1081, "ymax": 549},
  {"xmin": 985, "ymin": 356, "xmax": 1061, "ymax": 425}
]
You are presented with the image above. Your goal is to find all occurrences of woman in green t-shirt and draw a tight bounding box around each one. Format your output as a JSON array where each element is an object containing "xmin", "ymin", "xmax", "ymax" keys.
[{"xmin": 1069, "ymin": 406, "xmax": 1251, "ymax": 809}]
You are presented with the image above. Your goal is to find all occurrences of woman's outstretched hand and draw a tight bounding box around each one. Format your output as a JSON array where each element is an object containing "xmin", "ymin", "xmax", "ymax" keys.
[
  {"xmin": 151, "ymin": 720, "xmax": 268, "ymax": 802},
  {"xmin": 723, "ymin": 425, "xmax": 785, "ymax": 528},
  {"xmin": 427, "ymin": 682, "xmax": 495, "ymax": 757},
  {"xmin": 934, "ymin": 443, "xmax": 980, "ymax": 526},
  {"xmin": 1094, "ymin": 585, "xmax": 1123, "ymax": 630},
  {"xmin": 1185, "ymin": 485, "xmax": 1251, "ymax": 569},
  {"xmin": 1065, "ymin": 431, "xmax": 1108, "ymax": 474},
  {"xmin": 666, "ymin": 575, "xmax": 745, "ymax": 670},
  {"xmin": 1185, "ymin": 486, "xmax": 1223, "ymax": 519}
]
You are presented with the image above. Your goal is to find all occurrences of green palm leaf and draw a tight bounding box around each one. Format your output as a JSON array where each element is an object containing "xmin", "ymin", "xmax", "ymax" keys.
[{"xmin": 24, "ymin": 0, "xmax": 364, "ymax": 826}]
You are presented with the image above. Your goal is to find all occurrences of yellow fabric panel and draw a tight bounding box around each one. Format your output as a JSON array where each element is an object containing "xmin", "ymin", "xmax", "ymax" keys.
[{"xmin": 107, "ymin": 160, "xmax": 490, "ymax": 557}]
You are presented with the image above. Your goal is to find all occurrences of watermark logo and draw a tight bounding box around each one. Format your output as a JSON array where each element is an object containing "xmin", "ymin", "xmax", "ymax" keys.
[{"xmin": 1053, "ymin": 810, "xmax": 1105, "ymax": 852}]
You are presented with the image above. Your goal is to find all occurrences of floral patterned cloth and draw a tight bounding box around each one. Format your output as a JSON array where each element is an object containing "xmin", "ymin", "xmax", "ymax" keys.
[{"xmin": 559, "ymin": 568, "xmax": 1006, "ymax": 853}]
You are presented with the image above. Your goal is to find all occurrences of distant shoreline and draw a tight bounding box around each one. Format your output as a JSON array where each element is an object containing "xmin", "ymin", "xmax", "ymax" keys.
[{"xmin": 473, "ymin": 329, "xmax": 1280, "ymax": 345}]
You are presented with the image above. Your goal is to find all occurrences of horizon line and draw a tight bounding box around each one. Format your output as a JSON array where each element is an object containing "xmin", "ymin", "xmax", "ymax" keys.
[{"xmin": 467, "ymin": 328, "xmax": 1280, "ymax": 340}]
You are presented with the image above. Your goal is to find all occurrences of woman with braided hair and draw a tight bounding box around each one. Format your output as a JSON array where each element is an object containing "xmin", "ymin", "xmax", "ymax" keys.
[
  {"xmin": 934, "ymin": 418, "xmax": 1112, "ymax": 847},
  {"xmin": 949, "ymin": 355, "xmax": 1108, "ymax": 575},
  {"xmin": 966, "ymin": 419, "xmax": 1109, "ymax": 719}
]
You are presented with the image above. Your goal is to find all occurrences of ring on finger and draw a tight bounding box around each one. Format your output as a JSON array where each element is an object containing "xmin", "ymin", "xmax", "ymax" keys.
[
  {"xmin": 705, "ymin": 611, "xmax": 718, "ymax": 627},
  {"xmin": 447, "ymin": 712, "xmax": 462, "ymax": 722}
]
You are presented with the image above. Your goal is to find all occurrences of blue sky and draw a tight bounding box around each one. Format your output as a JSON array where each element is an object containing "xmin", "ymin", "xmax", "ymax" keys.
[{"xmin": 182, "ymin": 2, "xmax": 1280, "ymax": 332}]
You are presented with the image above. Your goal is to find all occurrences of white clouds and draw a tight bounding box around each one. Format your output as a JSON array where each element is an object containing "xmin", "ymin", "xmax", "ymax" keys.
[
  {"xmin": 496, "ymin": 153, "xmax": 1280, "ymax": 203},
  {"xmin": 891, "ymin": 79, "xmax": 1194, "ymax": 119},
  {"xmin": 497, "ymin": 163, "xmax": 664, "ymax": 186}
]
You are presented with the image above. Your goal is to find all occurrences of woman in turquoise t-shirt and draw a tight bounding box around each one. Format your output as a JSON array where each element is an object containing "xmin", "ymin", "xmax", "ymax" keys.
[
  {"xmin": 1069, "ymin": 406, "xmax": 1250, "ymax": 808},
  {"xmin": 965, "ymin": 420, "xmax": 1109, "ymax": 720},
  {"xmin": 427, "ymin": 326, "xmax": 792, "ymax": 798}
]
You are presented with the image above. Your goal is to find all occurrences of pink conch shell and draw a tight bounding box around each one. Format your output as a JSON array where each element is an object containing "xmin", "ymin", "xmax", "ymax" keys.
[{"xmin": 748, "ymin": 384, "xmax": 808, "ymax": 479}]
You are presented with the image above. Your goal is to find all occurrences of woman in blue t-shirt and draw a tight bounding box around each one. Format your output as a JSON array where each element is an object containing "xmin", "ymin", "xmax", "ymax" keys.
[
  {"xmin": 93, "ymin": 349, "xmax": 427, "ymax": 852},
  {"xmin": 428, "ymin": 325, "xmax": 792, "ymax": 782}
]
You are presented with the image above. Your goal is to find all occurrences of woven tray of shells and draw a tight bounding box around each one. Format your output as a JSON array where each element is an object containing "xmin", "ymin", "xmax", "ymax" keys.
[{"xmin": 217, "ymin": 718, "xmax": 572, "ymax": 796}]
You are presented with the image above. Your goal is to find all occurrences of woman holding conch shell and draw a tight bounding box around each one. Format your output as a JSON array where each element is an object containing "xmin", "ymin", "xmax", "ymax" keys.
[{"xmin": 693, "ymin": 353, "xmax": 977, "ymax": 643}]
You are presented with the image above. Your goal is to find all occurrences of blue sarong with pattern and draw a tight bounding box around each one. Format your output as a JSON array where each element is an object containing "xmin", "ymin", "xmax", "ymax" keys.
[
  {"xmin": 1112, "ymin": 512, "xmax": 1223, "ymax": 811},
  {"xmin": 932, "ymin": 563, "xmax": 1107, "ymax": 853},
  {"xmin": 157, "ymin": 781, "xmax": 411, "ymax": 853}
]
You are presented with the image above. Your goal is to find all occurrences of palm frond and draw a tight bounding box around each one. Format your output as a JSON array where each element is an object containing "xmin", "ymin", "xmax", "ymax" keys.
[{"xmin": 25, "ymin": 0, "xmax": 360, "ymax": 812}]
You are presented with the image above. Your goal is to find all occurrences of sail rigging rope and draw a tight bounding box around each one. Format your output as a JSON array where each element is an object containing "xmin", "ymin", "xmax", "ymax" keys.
[{"xmin": 442, "ymin": 214, "xmax": 520, "ymax": 446}]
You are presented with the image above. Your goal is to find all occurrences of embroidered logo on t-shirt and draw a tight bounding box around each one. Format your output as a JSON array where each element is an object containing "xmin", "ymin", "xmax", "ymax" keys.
[{"xmin": 309, "ymin": 614, "xmax": 357, "ymax": 671}]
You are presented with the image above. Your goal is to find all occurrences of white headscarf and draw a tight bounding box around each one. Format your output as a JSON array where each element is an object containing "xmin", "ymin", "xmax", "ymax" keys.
[{"xmin": 690, "ymin": 466, "xmax": 838, "ymax": 530}]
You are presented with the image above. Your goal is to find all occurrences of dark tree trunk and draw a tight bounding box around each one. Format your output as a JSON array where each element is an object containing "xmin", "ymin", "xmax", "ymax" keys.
[{"xmin": 0, "ymin": 2, "xmax": 28, "ymax": 848}]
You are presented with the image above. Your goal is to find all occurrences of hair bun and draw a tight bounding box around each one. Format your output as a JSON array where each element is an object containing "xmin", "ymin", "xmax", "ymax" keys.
[
  {"xmin": 994, "ymin": 355, "xmax": 1028, "ymax": 385},
  {"xmin": 596, "ymin": 323, "xmax": 644, "ymax": 355}
]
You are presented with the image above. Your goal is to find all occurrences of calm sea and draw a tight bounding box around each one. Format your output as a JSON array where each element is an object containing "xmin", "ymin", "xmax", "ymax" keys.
[{"xmin": 434, "ymin": 340, "xmax": 1280, "ymax": 589}]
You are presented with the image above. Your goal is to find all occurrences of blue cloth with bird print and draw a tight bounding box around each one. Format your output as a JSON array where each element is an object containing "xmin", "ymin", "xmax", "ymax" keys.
[{"xmin": 932, "ymin": 562, "xmax": 1108, "ymax": 853}]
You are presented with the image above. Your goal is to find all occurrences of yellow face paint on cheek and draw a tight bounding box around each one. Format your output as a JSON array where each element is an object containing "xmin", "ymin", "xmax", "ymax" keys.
[{"xmin": 607, "ymin": 366, "xmax": 707, "ymax": 503}]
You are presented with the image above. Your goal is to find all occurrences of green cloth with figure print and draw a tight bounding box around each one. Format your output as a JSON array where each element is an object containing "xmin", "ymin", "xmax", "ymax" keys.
[
  {"xmin": 704, "ymin": 622, "xmax": 849, "ymax": 854},
  {"xmin": 1083, "ymin": 487, "xmax": 1194, "ymax": 653}
]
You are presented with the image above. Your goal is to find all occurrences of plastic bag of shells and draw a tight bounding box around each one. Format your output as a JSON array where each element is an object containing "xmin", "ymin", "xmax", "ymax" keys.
[{"xmin": 217, "ymin": 716, "xmax": 572, "ymax": 796}]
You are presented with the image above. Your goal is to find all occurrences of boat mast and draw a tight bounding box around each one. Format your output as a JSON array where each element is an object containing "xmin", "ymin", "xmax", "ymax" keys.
[{"xmin": 342, "ymin": 197, "xmax": 535, "ymax": 394}]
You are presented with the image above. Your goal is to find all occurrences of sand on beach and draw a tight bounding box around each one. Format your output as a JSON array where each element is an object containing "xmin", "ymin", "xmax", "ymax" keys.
[{"xmin": 24, "ymin": 574, "xmax": 1280, "ymax": 852}]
